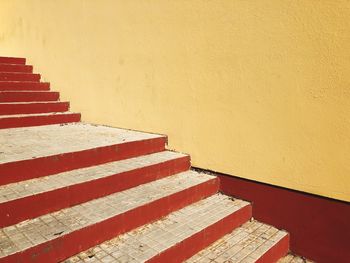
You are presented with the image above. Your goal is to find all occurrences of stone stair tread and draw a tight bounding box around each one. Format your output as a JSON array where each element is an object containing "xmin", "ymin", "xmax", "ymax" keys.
[
  {"xmin": 0, "ymin": 170, "xmax": 216, "ymax": 258},
  {"xmin": 0, "ymin": 123, "xmax": 165, "ymax": 164},
  {"xmin": 186, "ymin": 220, "xmax": 288, "ymax": 263},
  {"xmin": 0, "ymin": 151, "xmax": 187, "ymax": 203},
  {"xmin": 64, "ymin": 193, "xmax": 249, "ymax": 263}
]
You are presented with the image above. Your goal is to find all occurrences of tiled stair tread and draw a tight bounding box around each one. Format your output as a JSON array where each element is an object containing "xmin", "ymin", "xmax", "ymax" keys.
[
  {"xmin": 0, "ymin": 171, "xmax": 215, "ymax": 258},
  {"xmin": 186, "ymin": 220, "xmax": 288, "ymax": 263},
  {"xmin": 0, "ymin": 73, "xmax": 36, "ymax": 75},
  {"xmin": 0, "ymin": 90, "xmax": 51, "ymax": 91},
  {"xmin": 0, "ymin": 79, "xmax": 41, "ymax": 81},
  {"xmin": 0, "ymin": 101, "xmax": 67, "ymax": 105},
  {"xmin": 0, "ymin": 62, "xmax": 27, "ymax": 65},
  {"xmin": 0, "ymin": 57, "xmax": 26, "ymax": 64},
  {"xmin": 278, "ymin": 254, "xmax": 313, "ymax": 263},
  {"xmin": 0, "ymin": 112, "xmax": 78, "ymax": 118},
  {"xmin": 0, "ymin": 81, "xmax": 44, "ymax": 84},
  {"xmin": 0, "ymin": 123, "xmax": 165, "ymax": 164},
  {"xmin": 65, "ymin": 194, "xmax": 249, "ymax": 263},
  {"xmin": 0, "ymin": 150, "xmax": 187, "ymax": 203},
  {"xmin": 0, "ymin": 91, "xmax": 53, "ymax": 93}
]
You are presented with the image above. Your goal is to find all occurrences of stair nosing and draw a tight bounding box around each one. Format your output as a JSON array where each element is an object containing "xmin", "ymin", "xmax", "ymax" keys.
[
  {"xmin": 0, "ymin": 91, "xmax": 55, "ymax": 93},
  {"xmin": 0, "ymin": 123, "xmax": 166, "ymax": 165},
  {"xmin": 0, "ymin": 80, "xmax": 45, "ymax": 83},
  {"xmin": 0, "ymin": 171, "xmax": 217, "ymax": 259},
  {"xmin": 65, "ymin": 193, "xmax": 249, "ymax": 263},
  {"xmin": 0, "ymin": 151, "xmax": 188, "ymax": 204},
  {"xmin": 186, "ymin": 220, "xmax": 288, "ymax": 263},
  {"xmin": 0, "ymin": 101, "xmax": 68, "ymax": 105},
  {"xmin": 0, "ymin": 112, "xmax": 79, "ymax": 118}
]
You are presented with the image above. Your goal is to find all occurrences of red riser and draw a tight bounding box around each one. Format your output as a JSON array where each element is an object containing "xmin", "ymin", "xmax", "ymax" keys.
[
  {"xmin": 0, "ymin": 136, "xmax": 167, "ymax": 185},
  {"xmin": 0, "ymin": 64, "xmax": 33, "ymax": 73},
  {"xmin": 149, "ymin": 204, "xmax": 252, "ymax": 263},
  {"xmin": 0, "ymin": 91, "xmax": 59, "ymax": 102},
  {"xmin": 0, "ymin": 57, "xmax": 26, "ymax": 65},
  {"xmin": 0, "ymin": 73, "xmax": 40, "ymax": 81},
  {"xmin": 0, "ymin": 113, "xmax": 81, "ymax": 129},
  {"xmin": 256, "ymin": 234, "xmax": 290, "ymax": 263},
  {"xmin": 0, "ymin": 155, "xmax": 191, "ymax": 228},
  {"xmin": 0, "ymin": 178, "xmax": 219, "ymax": 263},
  {"xmin": 0, "ymin": 102, "xmax": 69, "ymax": 115},
  {"xmin": 0, "ymin": 82, "xmax": 49, "ymax": 91}
]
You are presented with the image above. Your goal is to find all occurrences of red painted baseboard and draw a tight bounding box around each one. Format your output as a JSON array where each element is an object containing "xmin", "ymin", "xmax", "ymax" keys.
[
  {"xmin": 0, "ymin": 178, "xmax": 219, "ymax": 263},
  {"xmin": 217, "ymin": 173, "xmax": 350, "ymax": 263},
  {"xmin": 0, "ymin": 81, "xmax": 49, "ymax": 90},
  {"xmin": 0, "ymin": 102, "xmax": 69, "ymax": 115},
  {"xmin": 0, "ymin": 155, "xmax": 190, "ymax": 228},
  {"xmin": 0, "ymin": 137, "xmax": 167, "ymax": 185},
  {"xmin": 0, "ymin": 91, "xmax": 58, "ymax": 102}
]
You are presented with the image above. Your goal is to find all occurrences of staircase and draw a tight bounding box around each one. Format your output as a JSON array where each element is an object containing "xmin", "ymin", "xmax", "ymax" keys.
[
  {"xmin": 0, "ymin": 57, "xmax": 80, "ymax": 129},
  {"xmin": 0, "ymin": 56, "xmax": 290, "ymax": 263}
]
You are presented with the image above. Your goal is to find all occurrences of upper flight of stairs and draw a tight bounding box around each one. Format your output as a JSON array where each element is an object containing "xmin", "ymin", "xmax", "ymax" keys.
[
  {"xmin": 0, "ymin": 56, "xmax": 80, "ymax": 129},
  {"xmin": 0, "ymin": 56, "xmax": 291, "ymax": 263}
]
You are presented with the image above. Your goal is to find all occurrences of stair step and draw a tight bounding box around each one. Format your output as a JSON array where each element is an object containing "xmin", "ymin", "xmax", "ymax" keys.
[
  {"xmin": 0, "ymin": 123, "xmax": 167, "ymax": 184},
  {"xmin": 65, "ymin": 194, "xmax": 251, "ymax": 263},
  {"xmin": 0, "ymin": 112, "xmax": 81, "ymax": 129},
  {"xmin": 278, "ymin": 254, "xmax": 313, "ymax": 263},
  {"xmin": 187, "ymin": 220, "xmax": 289, "ymax": 263},
  {"xmin": 0, "ymin": 57, "xmax": 26, "ymax": 65},
  {"xmin": 0, "ymin": 91, "xmax": 58, "ymax": 102},
  {"xmin": 0, "ymin": 171, "xmax": 219, "ymax": 262},
  {"xmin": 0, "ymin": 73, "xmax": 40, "ymax": 81},
  {"xmin": 0, "ymin": 64, "xmax": 33, "ymax": 73},
  {"xmin": 0, "ymin": 81, "xmax": 49, "ymax": 91},
  {"xmin": 0, "ymin": 151, "xmax": 190, "ymax": 227},
  {"xmin": 0, "ymin": 101, "xmax": 69, "ymax": 115}
]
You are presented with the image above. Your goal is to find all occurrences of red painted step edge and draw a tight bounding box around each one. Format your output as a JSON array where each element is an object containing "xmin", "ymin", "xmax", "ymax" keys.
[
  {"xmin": 0, "ymin": 178, "xmax": 219, "ymax": 263},
  {"xmin": 0, "ymin": 112, "xmax": 81, "ymax": 129},
  {"xmin": 0, "ymin": 73, "xmax": 41, "ymax": 81},
  {"xmin": 0, "ymin": 82, "xmax": 49, "ymax": 90},
  {"xmin": 0, "ymin": 136, "xmax": 167, "ymax": 185},
  {"xmin": 0, "ymin": 91, "xmax": 59, "ymax": 102},
  {"xmin": 0, "ymin": 155, "xmax": 191, "ymax": 228},
  {"xmin": 0, "ymin": 64, "xmax": 33, "ymax": 73},
  {"xmin": 0, "ymin": 57, "xmax": 26, "ymax": 65},
  {"xmin": 256, "ymin": 234, "xmax": 290, "ymax": 263},
  {"xmin": 0, "ymin": 102, "xmax": 69, "ymax": 115},
  {"xmin": 149, "ymin": 204, "xmax": 252, "ymax": 263}
]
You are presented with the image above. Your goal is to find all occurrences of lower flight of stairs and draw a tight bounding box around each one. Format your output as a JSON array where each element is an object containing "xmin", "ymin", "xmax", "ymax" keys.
[{"xmin": 0, "ymin": 56, "xmax": 291, "ymax": 262}]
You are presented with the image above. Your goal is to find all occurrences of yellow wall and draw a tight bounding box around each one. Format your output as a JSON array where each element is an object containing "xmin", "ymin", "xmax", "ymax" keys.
[{"xmin": 1, "ymin": 0, "xmax": 349, "ymax": 202}]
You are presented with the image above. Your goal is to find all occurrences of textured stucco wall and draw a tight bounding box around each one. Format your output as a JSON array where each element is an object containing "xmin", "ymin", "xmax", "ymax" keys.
[{"xmin": 1, "ymin": 0, "xmax": 349, "ymax": 201}]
